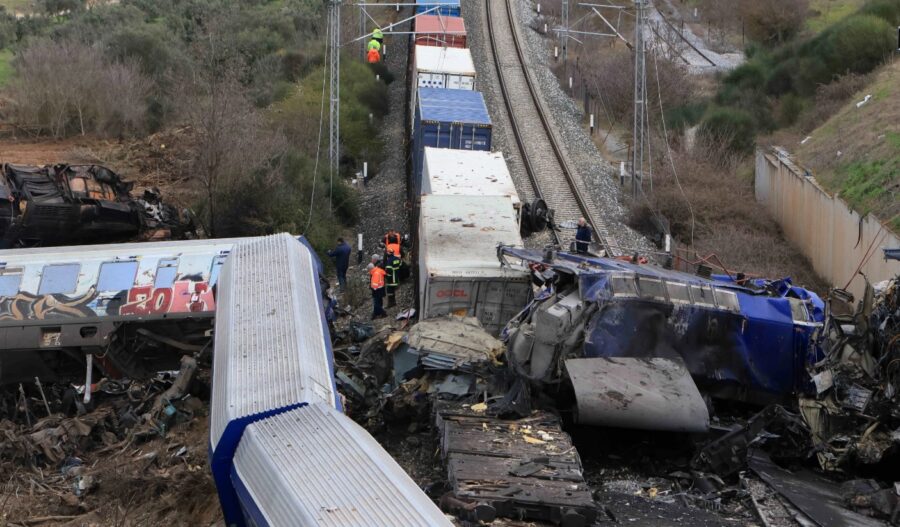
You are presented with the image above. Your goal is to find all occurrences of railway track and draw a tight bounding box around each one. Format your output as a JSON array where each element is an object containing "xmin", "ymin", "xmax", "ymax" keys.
[{"xmin": 483, "ymin": 0, "xmax": 614, "ymax": 255}]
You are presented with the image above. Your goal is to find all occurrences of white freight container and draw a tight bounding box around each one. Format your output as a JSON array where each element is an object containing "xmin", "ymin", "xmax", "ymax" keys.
[
  {"xmin": 418, "ymin": 194, "xmax": 531, "ymax": 335},
  {"xmin": 421, "ymin": 147, "xmax": 521, "ymax": 210},
  {"xmin": 410, "ymin": 45, "xmax": 476, "ymax": 133}
]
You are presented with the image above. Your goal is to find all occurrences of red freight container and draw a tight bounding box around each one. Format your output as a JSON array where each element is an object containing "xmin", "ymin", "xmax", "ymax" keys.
[{"xmin": 414, "ymin": 15, "xmax": 467, "ymax": 49}]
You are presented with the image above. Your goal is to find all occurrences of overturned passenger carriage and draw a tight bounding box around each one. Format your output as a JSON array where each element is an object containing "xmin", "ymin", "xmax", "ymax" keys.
[
  {"xmin": 499, "ymin": 247, "xmax": 825, "ymax": 433},
  {"xmin": 0, "ymin": 238, "xmax": 238, "ymax": 385},
  {"xmin": 0, "ymin": 163, "xmax": 194, "ymax": 247}
]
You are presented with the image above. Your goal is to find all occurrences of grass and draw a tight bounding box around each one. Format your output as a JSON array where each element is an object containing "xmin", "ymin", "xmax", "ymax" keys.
[
  {"xmin": 805, "ymin": 0, "xmax": 868, "ymax": 33},
  {"xmin": 0, "ymin": 49, "xmax": 13, "ymax": 88},
  {"xmin": 0, "ymin": 0, "xmax": 34, "ymax": 13},
  {"xmin": 796, "ymin": 60, "xmax": 900, "ymax": 233}
]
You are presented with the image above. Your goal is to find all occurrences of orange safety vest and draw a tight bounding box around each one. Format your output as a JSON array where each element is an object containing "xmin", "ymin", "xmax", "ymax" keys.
[
  {"xmin": 384, "ymin": 232, "xmax": 401, "ymax": 256},
  {"xmin": 367, "ymin": 48, "xmax": 381, "ymax": 64},
  {"xmin": 386, "ymin": 242, "xmax": 400, "ymax": 257},
  {"xmin": 369, "ymin": 266, "xmax": 386, "ymax": 289}
]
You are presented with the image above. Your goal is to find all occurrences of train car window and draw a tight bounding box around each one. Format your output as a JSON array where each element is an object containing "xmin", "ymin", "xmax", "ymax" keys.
[
  {"xmin": 637, "ymin": 277, "xmax": 666, "ymax": 301},
  {"xmin": 38, "ymin": 264, "xmax": 80, "ymax": 295},
  {"xmin": 209, "ymin": 255, "xmax": 228, "ymax": 286},
  {"xmin": 690, "ymin": 284, "xmax": 715, "ymax": 307},
  {"xmin": 610, "ymin": 274, "xmax": 639, "ymax": 297},
  {"xmin": 97, "ymin": 261, "xmax": 139, "ymax": 292},
  {"xmin": 666, "ymin": 281, "xmax": 691, "ymax": 303},
  {"xmin": 155, "ymin": 259, "xmax": 179, "ymax": 289},
  {"xmin": 0, "ymin": 271, "xmax": 22, "ymax": 297},
  {"xmin": 714, "ymin": 288, "xmax": 741, "ymax": 312}
]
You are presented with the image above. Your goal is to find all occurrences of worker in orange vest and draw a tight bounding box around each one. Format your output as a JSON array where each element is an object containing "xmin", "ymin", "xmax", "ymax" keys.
[
  {"xmin": 384, "ymin": 230, "xmax": 401, "ymax": 259},
  {"xmin": 367, "ymin": 47, "xmax": 381, "ymax": 64},
  {"xmin": 368, "ymin": 261, "xmax": 388, "ymax": 319}
]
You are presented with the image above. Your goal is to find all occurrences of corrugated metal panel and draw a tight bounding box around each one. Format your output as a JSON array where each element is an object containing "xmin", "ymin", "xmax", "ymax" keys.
[
  {"xmin": 415, "ymin": 46, "xmax": 475, "ymax": 76},
  {"xmin": 422, "ymin": 147, "xmax": 520, "ymax": 207},
  {"xmin": 210, "ymin": 233, "xmax": 335, "ymax": 452},
  {"xmin": 415, "ymin": 0, "xmax": 460, "ymax": 16},
  {"xmin": 232, "ymin": 403, "xmax": 452, "ymax": 527},
  {"xmin": 419, "ymin": 194, "xmax": 524, "ymax": 278},
  {"xmin": 418, "ymin": 87, "xmax": 490, "ymax": 125},
  {"xmin": 414, "ymin": 14, "xmax": 466, "ymax": 48}
]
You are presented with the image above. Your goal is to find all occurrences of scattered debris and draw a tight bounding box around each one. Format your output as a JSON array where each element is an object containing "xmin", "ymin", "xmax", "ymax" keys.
[{"xmin": 0, "ymin": 163, "xmax": 195, "ymax": 247}]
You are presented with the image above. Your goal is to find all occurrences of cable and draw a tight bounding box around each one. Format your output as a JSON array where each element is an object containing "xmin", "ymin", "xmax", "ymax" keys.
[
  {"xmin": 652, "ymin": 51, "xmax": 695, "ymax": 248},
  {"xmin": 304, "ymin": 20, "xmax": 331, "ymax": 235}
]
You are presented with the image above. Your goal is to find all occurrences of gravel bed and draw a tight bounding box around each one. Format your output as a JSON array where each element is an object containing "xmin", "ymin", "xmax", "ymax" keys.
[
  {"xmin": 511, "ymin": 0, "xmax": 656, "ymax": 256},
  {"xmin": 343, "ymin": 12, "xmax": 416, "ymax": 317}
]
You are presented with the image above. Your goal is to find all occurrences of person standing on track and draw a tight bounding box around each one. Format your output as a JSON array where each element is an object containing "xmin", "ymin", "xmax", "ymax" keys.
[
  {"xmin": 327, "ymin": 237, "xmax": 351, "ymax": 290},
  {"xmin": 368, "ymin": 261, "xmax": 387, "ymax": 319},
  {"xmin": 575, "ymin": 217, "xmax": 592, "ymax": 254}
]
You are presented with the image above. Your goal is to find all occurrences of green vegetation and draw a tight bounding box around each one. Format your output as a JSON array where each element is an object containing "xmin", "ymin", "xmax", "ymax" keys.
[
  {"xmin": 0, "ymin": 49, "xmax": 12, "ymax": 87},
  {"xmin": 695, "ymin": 0, "xmax": 899, "ymax": 155},
  {"xmin": 796, "ymin": 60, "xmax": 900, "ymax": 232},
  {"xmin": 0, "ymin": 0, "xmax": 385, "ymax": 248},
  {"xmin": 806, "ymin": 0, "xmax": 867, "ymax": 33}
]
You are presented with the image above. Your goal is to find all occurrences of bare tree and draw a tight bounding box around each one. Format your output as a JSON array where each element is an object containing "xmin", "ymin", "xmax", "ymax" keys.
[
  {"xmin": 177, "ymin": 57, "xmax": 287, "ymax": 236},
  {"xmin": 740, "ymin": 0, "xmax": 808, "ymax": 45},
  {"xmin": 7, "ymin": 38, "xmax": 150, "ymax": 138}
]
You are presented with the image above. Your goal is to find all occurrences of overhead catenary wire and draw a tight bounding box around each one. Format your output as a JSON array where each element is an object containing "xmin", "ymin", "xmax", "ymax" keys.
[
  {"xmin": 652, "ymin": 50, "xmax": 696, "ymax": 248},
  {"xmin": 303, "ymin": 22, "xmax": 331, "ymax": 235}
]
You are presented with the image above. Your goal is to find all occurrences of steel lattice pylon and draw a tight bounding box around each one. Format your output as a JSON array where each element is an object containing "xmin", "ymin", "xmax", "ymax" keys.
[
  {"xmin": 631, "ymin": 0, "xmax": 647, "ymax": 197},
  {"xmin": 327, "ymin": 0, "xmax": 341, "ymax": 209}
]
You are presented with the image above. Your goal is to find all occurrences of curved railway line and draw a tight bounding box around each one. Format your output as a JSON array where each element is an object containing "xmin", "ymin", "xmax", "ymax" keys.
[{"xmin": 483, "ymin": 0, "xmax": 615, "ymax": 255}]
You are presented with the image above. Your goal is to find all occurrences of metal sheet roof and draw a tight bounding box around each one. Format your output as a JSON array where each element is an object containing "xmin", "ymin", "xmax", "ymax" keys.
[
  {"xmin": 414, "ymin": 13, "xmax": 466, "ymax": 34},
  {"xmin": 210, "ymin": 233, "xmax": 336, "ymax": 452},
  {"xmin": 419, "ymin": 194, "xmax": 524, "ymax": 278},
  {"xmin": 232, "ymin": 403, "xmax": 452, "ymax": 527},
  {"xmin": 418, "ymin": 87, "xmax": 491, "ymax": 125},
  {"xmin": 414, "ymin": 45, "xmax": 475, "ymax": 76},
  {"xmin": 422, "ymin": 147, "xmax": 520, "ymax": 206}
]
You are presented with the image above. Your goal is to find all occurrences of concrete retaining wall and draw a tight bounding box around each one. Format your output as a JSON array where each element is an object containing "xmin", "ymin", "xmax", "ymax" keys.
[{"xmin": 755, "ymin": 148, "xmax": 900, "ymax": 300}]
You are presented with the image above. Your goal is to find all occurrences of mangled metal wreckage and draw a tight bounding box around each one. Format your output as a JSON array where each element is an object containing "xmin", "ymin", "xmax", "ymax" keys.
[
  {"xmin": 0, "ymin": 163, "xmax": 194, "ymax": 247},
  {"xmin": 497, "ymin": 246, "xmax": 825, "ymax": 433}
]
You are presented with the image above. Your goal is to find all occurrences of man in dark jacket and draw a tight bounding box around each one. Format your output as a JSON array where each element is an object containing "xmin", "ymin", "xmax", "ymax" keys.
[
  {"xmin": 575, "ymin": 217, "xmax": 592, "ymax": 254},
  {"xmin": 327, "ymin": 237, "xmax": 351, "ymax": 290}
]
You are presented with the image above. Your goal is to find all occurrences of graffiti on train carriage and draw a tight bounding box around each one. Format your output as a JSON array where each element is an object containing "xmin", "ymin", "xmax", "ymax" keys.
[{"xmin": 0, "ymin": 280, "xmax": 216, "ymax": 320}]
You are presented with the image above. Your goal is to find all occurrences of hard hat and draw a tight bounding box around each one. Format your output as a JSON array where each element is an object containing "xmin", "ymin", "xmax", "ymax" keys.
[{"xmin": 373, "ymin": 28, "xmax": 384, "ymax": 39}]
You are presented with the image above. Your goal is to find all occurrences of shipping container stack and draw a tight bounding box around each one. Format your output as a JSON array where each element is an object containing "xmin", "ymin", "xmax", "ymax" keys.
[{"xmin": 407, "ymin": 2, "xmax": 529, "ymax": 332}]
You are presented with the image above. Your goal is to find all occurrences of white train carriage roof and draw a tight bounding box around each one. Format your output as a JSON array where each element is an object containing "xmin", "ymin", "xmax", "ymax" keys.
[
  {"xmin": 210, "ymin": 233, "xmax": 337, "ymax": 454},
  {"xmin": 232, "ymin": 403, "xmax": 452, "ymax": 527}
]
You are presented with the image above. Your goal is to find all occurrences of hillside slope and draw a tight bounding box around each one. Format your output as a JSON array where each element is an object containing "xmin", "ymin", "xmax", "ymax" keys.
[{"xmin": 795, "ymin": 59, "xmax": 900, "ymax": 232}]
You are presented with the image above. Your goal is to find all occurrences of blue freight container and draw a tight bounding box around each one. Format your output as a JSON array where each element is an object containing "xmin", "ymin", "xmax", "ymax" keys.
[
  {"xmin": 413, "ymin": 87, "xmax": 492, "ymax": 196},
  {"xmin": 415, "ymin": 0, "xmax": 461, "ymax": 17}
]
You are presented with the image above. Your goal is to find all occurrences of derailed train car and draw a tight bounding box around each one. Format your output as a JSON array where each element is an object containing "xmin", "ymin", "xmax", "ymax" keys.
[
  {"xmin": 0, "ymin": 163, "xmax": 194, "ymax": 247},
  {"xmin": 499, "ymin": 247, "xmax": 825, "ymax": 433},
  {"xmin": 0, "ymin": 238, "xmax": 241, "ymax": 385}
]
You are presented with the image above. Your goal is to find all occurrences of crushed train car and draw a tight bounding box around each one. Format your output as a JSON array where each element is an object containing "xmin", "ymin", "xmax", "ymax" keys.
[
  {"xmin": 498, "ymin": 247, "xmax": 825, "ymax": 433},
  {"xmin": 0, "ymin": 163, "xmax": 195, "ymax": 247}
]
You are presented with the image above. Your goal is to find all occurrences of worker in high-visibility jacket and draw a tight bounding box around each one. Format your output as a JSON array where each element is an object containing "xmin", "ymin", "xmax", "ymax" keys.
[
  {"xmin": 367, "ymin": 38, "xmax": 381, "ymax": 53},
  {"xmin": 367, "ymin": 47, "xmax": 381, "ymax": 64},
  {"xmin": 384, "ymin": 230, "xmax": 401, "ymax": 259},
  {"xmin": 384, "ymin": 246, "xmax": 401, "ymax": 308},
  {"xmin": 368, "ymin": 261, "xmax": 388, "ymax": 319}
]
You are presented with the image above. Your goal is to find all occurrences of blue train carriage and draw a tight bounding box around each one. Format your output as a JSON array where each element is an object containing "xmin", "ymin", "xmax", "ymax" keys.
[
  {"xmin": 413, "ymin": 87, "xmax": 492, "ymax": 195},
  {"xmin": 0, "ymin": 237, "xmax": 241, "ymax": 385},
  {"xmin": 415, "ymin": 0, "xmax": 461, "ymax": 17},
  {"xmin": 498, "ymin": 247, "xmax": 825, "ymax": 433},
  {"xmin": 208, "ymin": 234, "xmax": 450, "ymax": 527}
]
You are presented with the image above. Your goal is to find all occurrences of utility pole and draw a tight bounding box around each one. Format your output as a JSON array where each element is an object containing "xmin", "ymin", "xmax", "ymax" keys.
[
  {"xmin": 631, "ymin": 0, "xmax": 647, "ymax": 197},
  {"xmin": 327, "ymin": 0, "xmax": 341, "ymax": 210},
  {"xmin": 561, "ymin": 0, "xmax": 569, "ymax": 63}
]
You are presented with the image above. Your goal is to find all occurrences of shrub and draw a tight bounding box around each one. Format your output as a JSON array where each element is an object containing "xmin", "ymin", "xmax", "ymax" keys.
[
  {"xmin": 699, "ymin": 107, "xmax": 757, "ymax": 155},
  {"xmin": 823, "ymin": 15, "xmax": 893, "ymax": 75},
  {"xmin": 776, "ymin": 93, "xmax": 805, "ymax": 127},
  {"xmin": 8, "ymin": 38, "xmax": 150, "ymax": 137},
  {"xmin": 740, "ymin": 0, "xmax": 808, "ymax": 45}
]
